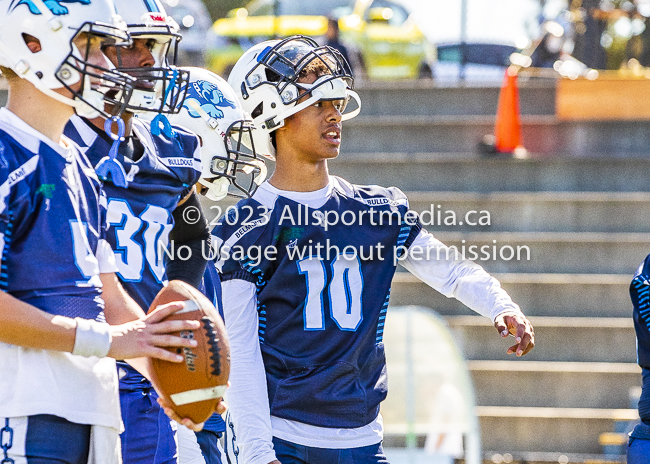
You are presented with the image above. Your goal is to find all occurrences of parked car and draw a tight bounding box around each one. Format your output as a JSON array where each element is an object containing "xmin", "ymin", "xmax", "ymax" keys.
[
  {"xmin": 207, "ymin": 0, "xmax": 435, "ymax": 80},
  {"xmin": 433, "ymin": 43, "xmax": 518, "ymax": 83}
]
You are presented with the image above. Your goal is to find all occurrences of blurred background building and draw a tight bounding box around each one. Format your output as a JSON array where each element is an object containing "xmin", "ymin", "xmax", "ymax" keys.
[{"xmin": 165, "ymin": 0, "xmax": 650, "ymax": 83}]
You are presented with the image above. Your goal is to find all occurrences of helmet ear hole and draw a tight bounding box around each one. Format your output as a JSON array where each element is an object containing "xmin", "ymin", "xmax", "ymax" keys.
[
  {"xmin": 266, "ymin": 69, "xmax": 281, "ymax": 82},
  {"xmin": 251, "ymin": 102, "xmax": 263, "ymax": 119},
  {"xmin": 22, "ymin": 33, "xmax": 42, "ymax": 53}
]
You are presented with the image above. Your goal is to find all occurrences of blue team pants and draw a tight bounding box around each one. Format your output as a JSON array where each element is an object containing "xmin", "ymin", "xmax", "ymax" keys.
[
  {"xmin": 628, "ymin": 421, "xmax": 650, "ymax": 463},
  {"xmin": 119, "ymin": 381, "xmax": 177, "ymax": 464},
  {"xmin": 196, "ymin": 430, "xmax": 224, "ymax": 464},
  {"xmin": 272, "ymin": 437, "xmax": 389, "ymax": 464},
  {"xmin": 1, "ymin": 415, "xmax": 91, "ymax": 463}
]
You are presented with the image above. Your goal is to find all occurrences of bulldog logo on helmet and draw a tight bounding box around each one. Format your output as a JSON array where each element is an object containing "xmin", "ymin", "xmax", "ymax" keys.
[
  {"xmin": 11, "ymin": 0, "xmax": 90, "ymax": 15},
  {"xmin": 183, "ymin": 80, "xmax": 237, "ymax": 120}
]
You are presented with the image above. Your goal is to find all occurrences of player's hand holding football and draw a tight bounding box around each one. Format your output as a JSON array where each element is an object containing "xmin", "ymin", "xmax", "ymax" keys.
[
  {"xmin": 108, "ymin": 301, "xmax": 200, "ymax": 361},
  {"xmin": 494, "ymin": 311, "xmax": 535, "ymax": 356},
  {"xmin": 157, "ymin": 393, "xmax": 228, "ymax": 432}
]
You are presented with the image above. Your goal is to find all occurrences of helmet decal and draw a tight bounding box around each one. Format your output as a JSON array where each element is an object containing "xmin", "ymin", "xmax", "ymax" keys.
[
  {"xmin": 142, "ymin": 0, "xmax": 160, "ymax": 12},
  {"xmin": 183, "ymin": 80, "xmax": 237, "ymax": 120},
  {"xmin": 11, "ymin": 0, "xmax": 91, "ymax": 16},
  {"xmin": 151, "ymin": 67, "xmax": 268, "ymax": 201}
]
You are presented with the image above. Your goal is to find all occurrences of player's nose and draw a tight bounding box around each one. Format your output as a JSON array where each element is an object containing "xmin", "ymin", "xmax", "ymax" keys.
[
  {"xmin": 326, "ymin": 101, "xmax": 342, "ymax": 123},
  {"xmin": 137, "ymin": 41, "xmax": 156, "ymax": 68}
]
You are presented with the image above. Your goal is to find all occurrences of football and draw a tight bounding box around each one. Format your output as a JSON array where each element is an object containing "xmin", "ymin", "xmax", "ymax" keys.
[{"xmin": 147, "ymin": 280, "xmax": 230, "ymax": 424}]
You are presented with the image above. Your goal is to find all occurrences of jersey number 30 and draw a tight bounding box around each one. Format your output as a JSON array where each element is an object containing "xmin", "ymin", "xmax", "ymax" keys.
[
  {"xmin": 297, "ymin": 254, "xmax": 364, "ymax": 331},
  {"xmin": 107, "ymin": 199, "xmax": 172, "ymax": 283}
]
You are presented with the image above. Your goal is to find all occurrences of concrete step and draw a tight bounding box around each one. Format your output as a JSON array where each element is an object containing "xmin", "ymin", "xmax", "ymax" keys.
[
  {"xmin": 467, "ymin": 360, "xmax": 641, "ymax": 409},
  {"xmin": 390, "ymin": 273, "xmax": 632, "ymax": 318},
  {"xmin": 356, "ymin": 82, "xmax": 556, "ymax": 117},
  {"xmin": 341, "ymin": 116, "xmax": 650, "ymax": 156},
  {"xmin": 405, "ymin": 191, "xmax": 650, "ymax": 233},
  {"xmin": 386, "ymin": 357, "xmax": 640, "ymax": 409},
  {"xmin": 446, "ymin": 316, "xmax": 636, "ymax": 363},
  {"xmin": 425, "ymin": 231, "xmax": 648, "ymax": 274},
  {"xmin": 383, "ymin": 407, "xmax": 637, "ymax": 454},
  {"xmin": 329, "ymin": 154, "xmax": 650, "ymax": 192},
  {"xmin": 476, "ymin": 406, "xmax": 637, "ymax": 455}
]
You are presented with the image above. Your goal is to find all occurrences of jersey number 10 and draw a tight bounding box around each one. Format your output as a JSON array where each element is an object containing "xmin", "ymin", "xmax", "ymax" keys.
[{"xmin": 297, "ymin": 254, "xmax": 364, "ymax": 331}]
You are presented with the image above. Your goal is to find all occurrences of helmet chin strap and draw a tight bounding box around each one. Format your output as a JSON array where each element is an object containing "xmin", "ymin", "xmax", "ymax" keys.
[
  {"xmin": 29, "ymin": 0, "xmax": 58, "ymax": 22},
  {"xmin": 75, "ymin": 75, "xmax": 104, "ymax": 119},
  {"xmin": 242, "ymin": 159, "xmax": 268, "ymax": 186},
  {"xmin": 185, "ymin": 98, "xmax": 219, "ymax": 129},
  {"xmin": 200, "ymin": 177, "xmax": 229, "ymax": 202}
]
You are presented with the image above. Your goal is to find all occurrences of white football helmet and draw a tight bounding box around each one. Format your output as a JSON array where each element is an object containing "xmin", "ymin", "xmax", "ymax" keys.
[
  {"xmin": 149, "ymin": 67, "xmax": 269, "ymax": 202},
  {"xmin": 227, "ymin": 35, "xmax": 361, "ymax": 158},
  {"xmin": 110, "ymin": 0, "xmax": 188, "ymax": 114},
  {"xmin": 0, "ymin": 0, "xmax": 134, "ymax": 118}
]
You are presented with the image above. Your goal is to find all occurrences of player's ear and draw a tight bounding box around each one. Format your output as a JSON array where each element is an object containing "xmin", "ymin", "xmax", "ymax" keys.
[{"xmin": 22, "ymin": 33, "xmax": 42, "ymax": 53}]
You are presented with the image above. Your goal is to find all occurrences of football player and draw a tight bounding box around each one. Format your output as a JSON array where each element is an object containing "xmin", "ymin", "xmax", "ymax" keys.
[
  {"xmin": 62, "ymin": 2, "xmax": 219, "ymax": 463},
  {"xmin": 161, "ymin": 67, "xmax": 270, "ymax": 464},
  {"xmin": 628, "ymin": 254, "xmax": 650, "ymax": 462},
  {"xmin": 207, "ymin": 36, "xmax": 536, "ymax": 464},
  {"xmin": 0, "ymin": 1, "xmax": 200, "ymax": 463}
]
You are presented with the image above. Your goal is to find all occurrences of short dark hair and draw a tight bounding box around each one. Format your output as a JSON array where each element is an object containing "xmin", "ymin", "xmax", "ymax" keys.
[{"xmin": 298, "ymin": 55, "xmax": 335, "ymax": 82}]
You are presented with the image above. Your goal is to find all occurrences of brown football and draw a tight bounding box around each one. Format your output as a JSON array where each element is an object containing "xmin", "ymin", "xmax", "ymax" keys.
[{"xmin": 147, "ymin": 280, "xmax": 230, "ymax": 424}]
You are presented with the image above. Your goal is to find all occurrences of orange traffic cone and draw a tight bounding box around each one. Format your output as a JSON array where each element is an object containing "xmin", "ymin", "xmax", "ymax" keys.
[{"xmin": 494, "ymin": 66, "xmax": 527, "ymax": 157}]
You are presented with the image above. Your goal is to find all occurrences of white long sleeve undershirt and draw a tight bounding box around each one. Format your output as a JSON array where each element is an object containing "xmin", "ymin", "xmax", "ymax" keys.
[{"xmin": 221, "ymin": 279, "xmax": 278, "ymax": 464}]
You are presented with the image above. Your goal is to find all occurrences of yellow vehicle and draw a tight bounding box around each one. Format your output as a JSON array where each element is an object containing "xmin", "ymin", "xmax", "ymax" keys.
[{"xmin": 207, "ymin": 0, "xmax": 435, "ymax": 80}]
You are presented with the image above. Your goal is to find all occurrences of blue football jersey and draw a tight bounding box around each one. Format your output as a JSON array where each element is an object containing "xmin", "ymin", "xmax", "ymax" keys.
[
  {"xmin": 201, "ymin": 260, "xmax": 224, "ymax": 319},
  {"xmin": 199, "ymin": 262, "xmax": 227, "ymax": 433},
  {"xmin": 0, "ymin": 111, "xmax": 106, "ymax": 321},
  {"xmin": 632, "ymin": 254, "xmax": 650, "ymax": 369},
  {"xmin": 64, "ymin": 115, "xmax": 201, "ymax": 310},
  {"xmin": 212, "ymin": 177, "xmax": 421, "ymax": 428}
]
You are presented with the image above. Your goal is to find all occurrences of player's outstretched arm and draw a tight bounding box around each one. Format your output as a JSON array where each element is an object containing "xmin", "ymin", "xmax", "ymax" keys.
[
  {"xmin": 101, "ymin": 272, "xmax": 200, "ymax": 362},
  {"xmin": 493, "ymin": 311, "xmax": 535, "ymax": 357},
  {"xmin": 400, "ymin": 228, "xmax": 535, "ymax": 356}
]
